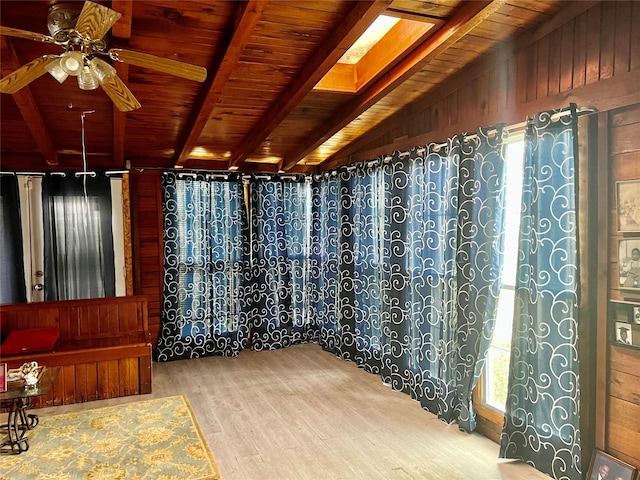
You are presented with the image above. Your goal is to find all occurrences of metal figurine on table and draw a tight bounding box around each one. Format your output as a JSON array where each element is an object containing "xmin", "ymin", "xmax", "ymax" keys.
[{"xmin": 0, "ymin": 364, "xmax": 59, "ymax": 454}]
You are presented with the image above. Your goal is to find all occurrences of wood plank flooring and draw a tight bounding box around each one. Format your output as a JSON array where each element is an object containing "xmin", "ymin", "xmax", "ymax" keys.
[{"xmin": 31, "ymin": 343, "xmax": 550, "ymax": 479}]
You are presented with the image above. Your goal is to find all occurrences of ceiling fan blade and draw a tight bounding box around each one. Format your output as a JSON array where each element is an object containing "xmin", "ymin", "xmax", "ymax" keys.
[
  {"xmin": 74, "ymin": 0, "xmax": 122, "ymax": 40},
  {"xmin": 0, "ymin": 26, "xmax": 53, "ymax": 43},
  {"xmin": 0, "ymin": 56, "xmax": 57, "ymax": 94},
  {"xmin": 110, "ymin": 49, "xmax": 207, "ymax": 83},
  {"xmin": 99, "ymin": 74, "xmax": 141, "ymax": 112}
]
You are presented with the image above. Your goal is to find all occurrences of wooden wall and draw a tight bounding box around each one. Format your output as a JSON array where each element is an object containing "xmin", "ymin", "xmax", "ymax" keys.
[
  {"xmin": 0, "ymin": 295, "xmax": 152, "ymax": 407},
  {"xmin": 130, "ymin": 172, "xmax": 164, "ymax": 351},
  {"xmin": 330, "ymin": 1, "xmax": 640, "ymax": 167},
  {"xmin": 127, "ymin": 0, "xmax": 640, "ymax": 470},
  {"xmin": 606, "ymin": 104, "xmax": 640, "ymax": 468}
]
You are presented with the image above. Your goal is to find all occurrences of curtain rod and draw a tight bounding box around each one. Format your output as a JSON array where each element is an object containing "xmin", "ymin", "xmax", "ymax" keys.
[{"xmin": 429, "ymin": 106, "xmax": 596, "ymax": 151}]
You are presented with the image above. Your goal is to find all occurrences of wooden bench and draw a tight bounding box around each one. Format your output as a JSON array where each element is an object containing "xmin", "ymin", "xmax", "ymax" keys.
[{"xmin": 0, "ymin": 296, "xmax": 152, "ymax": 408}]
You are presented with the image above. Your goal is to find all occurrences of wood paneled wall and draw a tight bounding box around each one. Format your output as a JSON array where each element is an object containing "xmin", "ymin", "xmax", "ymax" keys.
[
  {"xmin": 607, "ymin": 104, "xmax": 640, "ymax": 468},
  {"xmin": 330, "ymin": 1, "xmax": 640, "ymax": 167},
  {"xmin": 130, "ymin": 171, "xmax": 164, "ymax": 351},
  {"xmin": 0, "ymin": 296, "xmax": 152, "ymax": 407}
]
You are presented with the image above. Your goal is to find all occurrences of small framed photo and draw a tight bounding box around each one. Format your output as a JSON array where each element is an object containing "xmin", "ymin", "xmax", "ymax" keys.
[
  {"xmin": 616, "ymin": 180, "xmax": 640, "ymax": 233},
  {"xmin": 609, "ymin": 300, "xmax": 640, "ymax": 350},
  {"xmin": 588, "ymin": 449, "xmax": 637, "ymax": 480},
  {"xmin": 615, "ymin": 321, "xmax": 633, "ymax": 345},
  {"xmin": 618, "ymin": 238, "xmax": 640, "ymax": 290}
]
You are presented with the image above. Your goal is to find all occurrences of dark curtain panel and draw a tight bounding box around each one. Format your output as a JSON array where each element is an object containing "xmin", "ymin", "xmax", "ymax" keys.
[
  {"xmin": 42, "ymin": 173, "xmax": 115, "ymax": 301},
  {"xmin": 379, "ymin": 145, "xmax": 460, "ymax": 417},
  {"xmin": 157, "ymin": 173, "xmax": 250, "ymax": 360},
  {"xmin": 310, "ymin": 165, "xmax": 384, "ymax": 373},
  {"xmin": 309, "ymin": 126, "xmax": 506, "ymax": 429},
  {"xmin": 378, "ymin": 127, "xmax": 507, "ymax": 430},
  {"xmin": 336, "ymin": 165, "xmax": 383, "ymax": 371},
  {"xmin": 0, "ymin": 175, "xmax": 27, "ymax": 303},
  {"xmin": 454, "ymin": 125, "xmax": 509, "ymax": 431},
  {"xmin": 309, "ymin": 173, "xmax": 340, "ymax": 352},
  {"xmin": 249, "ymin": 177, "xmax": 318, "ymax": 350},
  {"xmin": 499, "ymin": 105, "xmax": 582, "ymax": 480}
]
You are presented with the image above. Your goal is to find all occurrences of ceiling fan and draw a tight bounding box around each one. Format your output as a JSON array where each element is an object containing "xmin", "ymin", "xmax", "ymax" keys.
[{"xmin": 0, "ymin": 0, "xmax": 208, "ymax": 111}]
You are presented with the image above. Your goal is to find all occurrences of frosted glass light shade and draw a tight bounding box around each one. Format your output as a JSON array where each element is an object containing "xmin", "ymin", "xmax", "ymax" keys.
[
  {"xmin": 59, "ymin": 51, "xmax": 84, "ymax": 76},
  {"xmin": 88, "ymin": 57, "xmax": 117, "ymax": 83},
  {"xmin": 45, "ymin": 59, "xmax": 69, "ymax": 84},
  {"xmin": 78, "ymin": 66, "xmax": 99, "ymax": 90}
]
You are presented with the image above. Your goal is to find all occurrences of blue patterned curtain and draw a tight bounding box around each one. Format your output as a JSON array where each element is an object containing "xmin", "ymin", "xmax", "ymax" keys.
[
  {"xmin": 157, "ymin": 172, "xmax": 250, "ymax": 361},
  {"xmin": 339, "ymin": 165, "xmax": 384, "ymax": 371},
  {"xmin": 310, "ymin": 165, "xmax": 384, "ymax": 372},
  {"xmin": 310, "ymin": 173, "xmax": 340, "ymax": 352},
  {"xmin": 249, "ymin": 176, "xmax": 318, "ymax": 350},
  {"xmin": 455, "ymin": 126, "xmax": 509, "ymax": 431},
  {"xmin": 379, "ymin": 126, "xmax": 507, "ymax": 430},
  {"xmin": 379, "ymin": 145, "xmax": 459, "ymax": 418},
  {"xmin": 499, "ymin": 105, "xmax": 581, "ymax": 480}
]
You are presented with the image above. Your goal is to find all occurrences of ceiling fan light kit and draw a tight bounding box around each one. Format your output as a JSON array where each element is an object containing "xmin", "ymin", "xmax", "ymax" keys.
[
  {"xmin": 89, "ymin": 57, "xmax": 116, "ymax": 84},
  {"xmin": 45, "ymin": 59, "xmax": 69, "ymax": 84},
  {"xmin": 0, "ymin": 0, "xmax": 208, "ymax": 111},
  {"xmin": 78, "ymin": 65, "xmax": 99, "ymax": 90},
  {"xmin": 59, "ymin": 51, "xmax": 84, "ymax": 76}
]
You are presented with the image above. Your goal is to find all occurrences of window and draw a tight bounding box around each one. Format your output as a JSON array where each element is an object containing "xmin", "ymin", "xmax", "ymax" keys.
[
  {"xmin": 1, "ymin": 174, "xmax": 126, "ymax": 303},
  {"xmin": 43, "ymin": 175, "xmax": 116, "ymax": 301},
  {"xmin": 175, "ymin": 178, "xmax": 246, "ymax": 336},
  {"xmin": 314, "ymin": 15, "xmax": 436, "ymax": 94},
  {"xmin": 482, "ymin": 135, "xmax": 524, "ymax": 412}
]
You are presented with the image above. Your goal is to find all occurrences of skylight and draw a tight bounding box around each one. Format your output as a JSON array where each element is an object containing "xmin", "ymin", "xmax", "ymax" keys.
[
  {"xmin": 314, "ymin": 15, "xmax": 436, "ymax": 94},
  {"xmin": 338, "ymin": 15, "xmax": 400, "ymax": 65}
]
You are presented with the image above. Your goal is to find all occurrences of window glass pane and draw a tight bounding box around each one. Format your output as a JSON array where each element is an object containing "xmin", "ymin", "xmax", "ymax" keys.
[
  {"xmin": 483, "ymin": 136, "xmax": 524, "ymax": 412},
  {"xmin": 43, "ymin": 175, "xmax": 115, "ymax": 301},
  {"xmin": 500, "ymin": 138, "xmax": 524, "ymax": 287}
]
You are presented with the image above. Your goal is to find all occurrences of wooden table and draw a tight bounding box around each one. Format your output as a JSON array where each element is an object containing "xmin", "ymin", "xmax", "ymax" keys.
[{"xmin": 0, "ymin": 366, "xmax": 60, "ymax": 454}]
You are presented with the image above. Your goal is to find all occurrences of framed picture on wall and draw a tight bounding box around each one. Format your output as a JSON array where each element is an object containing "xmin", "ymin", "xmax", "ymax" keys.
[
  {"xmin": 587, "ymin": 449, "xmax": 637, "ymax": 480},
  {"xmin": 609, "ymin": 300, "xmax": 640, "ymax": 350},
  {"xmin": 616, "ymin": 180, "xmax": 640, "ymax": 233},
  {"xmin": 618, "ymin": 238, "xmax": 640, "ymax": 291}
]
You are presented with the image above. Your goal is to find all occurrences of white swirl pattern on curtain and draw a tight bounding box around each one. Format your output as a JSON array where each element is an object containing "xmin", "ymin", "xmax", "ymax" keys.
[
  {"xmin": 249, "ymin": 178, "xmax": 318, "ymax": 350},
  {"xmin": 499, "ymin": 104, "xmax": 581, "ymax": 480},
  {"xmin": 310, "ymin": 128, "xmax": 508, "ymax": 429},
  {"xmin": 157, "ymin": 173, "xmax": 250, "ymax": 361},
  {"xmin": 310, "ymin": 165, "xmax": 384, "ymax": 372}
]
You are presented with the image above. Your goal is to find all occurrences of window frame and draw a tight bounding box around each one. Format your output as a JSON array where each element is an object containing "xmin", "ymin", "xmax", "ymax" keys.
[{"xmin": 473, "ymin": 133, "xmax": 525, "ymax": 427}]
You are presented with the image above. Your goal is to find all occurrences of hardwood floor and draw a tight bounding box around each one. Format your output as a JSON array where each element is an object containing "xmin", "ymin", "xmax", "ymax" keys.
[{"xmin": 33, "ymin": 343, "xmax": 549, "ymax": 479}]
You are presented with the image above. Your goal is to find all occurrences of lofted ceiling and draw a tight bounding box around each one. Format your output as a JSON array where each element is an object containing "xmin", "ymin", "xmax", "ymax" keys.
[{"xmin": 0, "ymin": 0, "xmax": 567, "ymax": 173}]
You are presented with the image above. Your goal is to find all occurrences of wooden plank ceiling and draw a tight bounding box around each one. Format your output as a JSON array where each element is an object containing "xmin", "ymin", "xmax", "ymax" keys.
[{"xmin": 0, "ymin": 0, "xmax": 566, "ymax": 173}]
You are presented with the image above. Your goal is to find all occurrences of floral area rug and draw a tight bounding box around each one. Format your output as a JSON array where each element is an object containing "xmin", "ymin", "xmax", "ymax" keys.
[{"xmin": 0, "ymin": 395, "xmax": 221, "ymax": 480}]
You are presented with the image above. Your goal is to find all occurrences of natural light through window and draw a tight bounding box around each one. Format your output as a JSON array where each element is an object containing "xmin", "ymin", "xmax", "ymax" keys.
[
  {"xmin": 483, "ymin": 134, "xmax": 524, "ymax": 412},
  {"xmin": 338, "ymin": 15, "xmax": 400, "ymax": 64},
  {"xmin": 314, "ymin": 15, "xmax": 435, "ymax": 93}
]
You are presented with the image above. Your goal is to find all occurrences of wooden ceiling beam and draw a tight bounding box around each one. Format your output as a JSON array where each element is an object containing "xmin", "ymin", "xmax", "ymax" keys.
[
  {"xmin": 281, "ymin": 0, "xmax": 506, "ymax": 171},
  {"xmin": 228, "ymin": 0, "xmax": 393, "ymax": 170},
  {"xmin": 326, "ymin": 0, "xmax": 598, "ymax": 168},
  {"xmin": 110, "ymin": 0, "xmax": 133, "ymax": 169},
  {"xmin": 173, "ymin": 0, "xmax": 267, "ymax": 168},
  {"xmin": 1, "ymin": 36, "xmax": 58, "ymax": 165}
]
